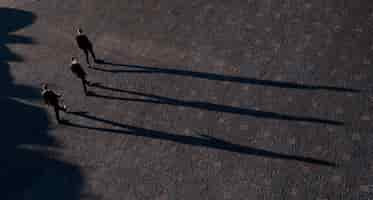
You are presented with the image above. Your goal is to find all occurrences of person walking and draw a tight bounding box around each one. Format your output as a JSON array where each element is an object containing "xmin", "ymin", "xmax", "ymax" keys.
[
  {"xmin": 41, "ymin": 83, "xmax": 68, "ymax": 123},
  {"xmin": 70, "ymin": 57, "xmax": 92, "ymax": 95},
  {"xmin": 75, "ymin": 28, "xmax": 97, "ymax": 67}
]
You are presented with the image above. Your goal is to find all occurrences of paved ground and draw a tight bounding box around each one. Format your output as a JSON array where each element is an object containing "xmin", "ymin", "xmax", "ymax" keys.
[{"xmin": 2, "ymin": 0, "xmax": 373, "ymax": 199}]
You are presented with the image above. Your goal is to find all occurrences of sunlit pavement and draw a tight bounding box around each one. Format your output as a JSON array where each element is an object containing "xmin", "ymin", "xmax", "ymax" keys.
[{"xmin": 4, "ymin": 1, "xmax": 373, "ymax": 199}]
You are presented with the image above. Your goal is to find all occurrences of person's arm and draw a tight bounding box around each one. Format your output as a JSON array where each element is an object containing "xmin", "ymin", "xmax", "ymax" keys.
[
  {"xmin": 42, "ymin": 92, "xmax": 50, "ymax": 105},
  {"xmin": 51, "ymin": 91, "xmax": 62, "ymax": 98}
]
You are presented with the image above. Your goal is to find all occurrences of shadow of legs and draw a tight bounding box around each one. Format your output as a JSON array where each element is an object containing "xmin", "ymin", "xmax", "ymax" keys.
[
  {"xmin": 90, "ymin": 84, "xmax": 344, "ymax": 126},
  {"xmin": 94, "ymin": 60, "xmax": 359, "ymax": 93},
  {"xmin": 65, "ymin": 111, "xmax": 337, "ymax": 167}
]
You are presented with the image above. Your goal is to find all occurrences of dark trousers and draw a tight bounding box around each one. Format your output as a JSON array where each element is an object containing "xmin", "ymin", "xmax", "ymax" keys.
[
  {"xmin": 53, "ymin": 105, "xmax": 64, "ymax": 122},
  {"xmin": 53, "ymin": 104, "xmax": 66, "ymax": 122},
  {"xmin": 53, "ymin": 106, "xmax": 60, "ymax": 122},
  {"xmin": 84, "ymin": 47, "xmax": 96, "ymax": 65},
  {"xmin": 81, "ymin": 78, "xmax": 90, "ymax": 94}
]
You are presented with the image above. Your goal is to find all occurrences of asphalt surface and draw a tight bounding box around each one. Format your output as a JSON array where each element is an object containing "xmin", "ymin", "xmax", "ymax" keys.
[{"xmin": 2, "ymin": 0, "xmax": 373, "ymax": 199}]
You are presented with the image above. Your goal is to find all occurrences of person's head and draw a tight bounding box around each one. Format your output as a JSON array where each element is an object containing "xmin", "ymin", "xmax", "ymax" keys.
[
  {"xmin": 71, "ymin": 57, "xmax": 78, "ymax": 64},
  {"xmin": 77, "ymin": 28, "xmax": 83, "ymax": 35},
  {"xmin": 42, "ymin": 83, "xmax": 48, "ymax": 90}
]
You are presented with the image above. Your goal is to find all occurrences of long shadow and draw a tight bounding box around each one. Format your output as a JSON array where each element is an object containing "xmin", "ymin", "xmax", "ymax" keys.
[
  {"xmin": 95, "ymin": 60, "xmax": 359, "ymax": 93},
  {"xmin": 65, "ymin": 111, "xmax": 337, "ymax": 167},
  {"xmin": 0, "ymin": 8, "xmax": 82, "ymax": 200},
  {"xmin": 90, "ymin": 84, "xmax": 344, "ymax": 126}
]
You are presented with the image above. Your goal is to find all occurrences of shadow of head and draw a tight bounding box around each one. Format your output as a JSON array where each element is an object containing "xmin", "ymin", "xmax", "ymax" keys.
[
  {"xmin": 0, "ymin": 8, "xmax": 39, "ymax": 99},
  {"xmin": 0, "ymin": 8, "xmax": 83, "ymax": 200},
  {"xmin": 0, "ymin": 8, "xmax": 36, "ymax": 34},
  {"xmin": 0, "ymin": 8, "xmax": 36, "ymax": 62}
]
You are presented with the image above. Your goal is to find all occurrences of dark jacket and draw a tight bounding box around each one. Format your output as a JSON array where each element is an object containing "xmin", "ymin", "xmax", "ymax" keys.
[
  {"xmin": 70, "ymin": 63, "xmax": 86, "ymax": 79},
  {"xmin": 42, "ymin": 90, "xmax": 60, "ymax": 106},
  {"xmin": 76, "ymin": 35, "xmax": 92, "ymax": 50}
]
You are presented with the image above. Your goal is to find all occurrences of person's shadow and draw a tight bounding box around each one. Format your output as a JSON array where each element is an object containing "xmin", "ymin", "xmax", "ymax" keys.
[
  {"xmin": 94, "ymin": 59, "xmax": 359, "ymax": 93},
  {"xmin": 63, "ymin": 111, "xmax": 337, "ymax": 167},
  {"xmin": 0, "ymin": 8, "xmax": 83, "ymax": 200},
  {"xmin": 88, "ymin": 84, "xmax": 344, "ymax": 126}
]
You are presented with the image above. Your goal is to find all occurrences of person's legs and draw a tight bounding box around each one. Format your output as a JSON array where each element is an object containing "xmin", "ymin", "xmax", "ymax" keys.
[
  {"xmin": 88, "ymin": 47, "xmax": 97, "ymax": 62},
  {"xmin": 81, "ymin": 78, "xmax": 88, "ymax": 94},
  {"xmin": 85, "ymin": 79, "xmax": 92, "ymax": 86},
  {"xmin": 81, "ymin": 75, "xmax": 92, "ymax": 86},
  {"xmin": 53, "ymin": 106, "xmax": 60, "ymax": 122},
  {"xmin": 58, "ymin": 104, "xmax": 67, "ymax": 112},
  {"xmin": 83, "ymin": 49, "xmax": 91, "ymax": 66}
]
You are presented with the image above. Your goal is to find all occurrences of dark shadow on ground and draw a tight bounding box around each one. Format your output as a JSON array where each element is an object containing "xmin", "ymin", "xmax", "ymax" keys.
[
  {"xmin": 94, "ymin": 60, "xmax": 359, "ymax": 93},
  {"xmin": 65, "ymin": 111, "xmax": 337, "ymax": 167},
  {"xmin": 0, "ymin": 8, "xmax": 83, "ymax": 200},
  {"xmin": 90, "ymin": 84, "xmax": 344, "ymax": 126}
]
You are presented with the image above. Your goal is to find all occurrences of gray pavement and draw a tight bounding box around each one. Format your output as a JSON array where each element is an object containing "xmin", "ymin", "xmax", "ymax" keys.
[{"xmin": 2, "ymin": 0, "xmax": 373, "ymax": 199}]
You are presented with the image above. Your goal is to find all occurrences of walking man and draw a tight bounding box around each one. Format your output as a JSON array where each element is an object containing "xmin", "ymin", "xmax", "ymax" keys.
[
  {"xmin": 41, "ymin": 83, "xmax": 68, "ymax": 123},
  {"xmin": 70, "ymin": 57, "xmax": 92, "ymax": 95},
  {"xmin": 75, "ymin": 28, "xmax": 97, "ymax": 67}
]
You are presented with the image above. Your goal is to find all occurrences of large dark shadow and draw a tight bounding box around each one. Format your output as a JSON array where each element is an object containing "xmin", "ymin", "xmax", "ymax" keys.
[
  {"xmin": 65, "ymin": 111, "xmax": 337, "ymax": 167},
  {"xmin": 90, "ymin": 84, "xmax": 344, "ymax": 126},
  {"xmin": 0, "ymin": 8, "xmax": 82, "ymax": 200},
  {"xmin": 95, "ymin": 60, "xmax": 359, "ymax": 93}
]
